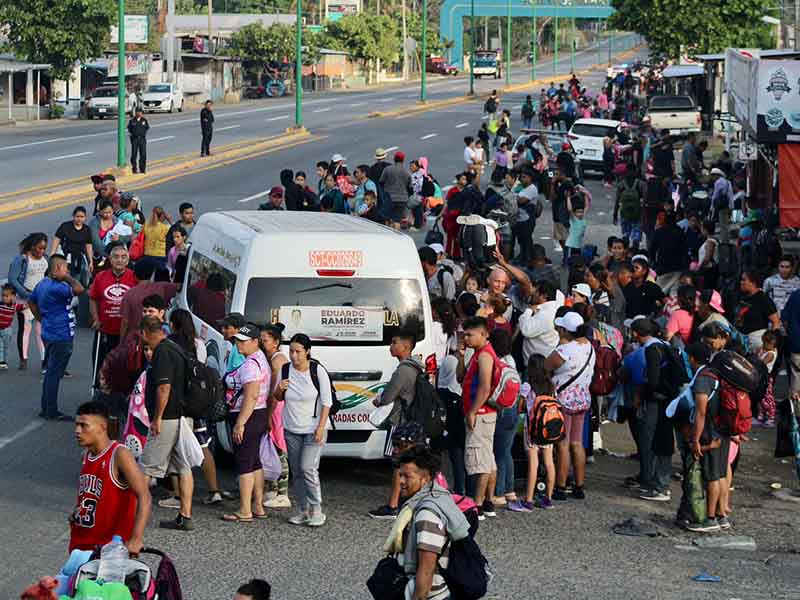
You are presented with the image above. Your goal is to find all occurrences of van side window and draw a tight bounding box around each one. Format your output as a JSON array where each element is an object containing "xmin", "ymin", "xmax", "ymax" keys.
[{"xmin": 186, "ymin": 251, "xmax": 237, "ymax": 331}]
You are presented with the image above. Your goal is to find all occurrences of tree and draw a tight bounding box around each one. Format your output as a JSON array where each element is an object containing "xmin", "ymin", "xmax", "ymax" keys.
[
  {"xmin": 227, "ymin": 22, "xmax": 321, "ymax": 81},
  {"xmin": 325, "ymin": 14, "xmax": 400, "ymax": 82},
  {"xmin": 610, "ymin": 0, "xmax": 775, "ymax": 60},
  {"xmin": 0, "ymin": 0, "xmax": 117, "ymax": 80}
]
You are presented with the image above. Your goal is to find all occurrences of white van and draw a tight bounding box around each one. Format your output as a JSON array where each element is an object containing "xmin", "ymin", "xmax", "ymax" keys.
[
  {"xmin": 178, "ymin": 211, "xmax": 436, "ymax": 460},
  {"xmin": 567, "ymin": 118, "xmax": 622, "ymax": 170}
]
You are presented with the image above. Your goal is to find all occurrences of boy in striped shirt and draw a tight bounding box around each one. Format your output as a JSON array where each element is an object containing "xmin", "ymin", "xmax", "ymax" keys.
[{"xmin": 0, "ymin": 284, "xmax": 25, "ymax": 370}]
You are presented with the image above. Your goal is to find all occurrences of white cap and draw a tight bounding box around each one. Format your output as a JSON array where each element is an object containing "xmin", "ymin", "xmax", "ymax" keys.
[
  {"xmin": 429, "ymin": 243, "xmax": 445, "ymax": 255},
  {"xmin": 554, "ymin": 312, "xmax": 584, "ymax": 333},
  {"xmin": 331, "ymin": 153, "xmax": 346, "ymax": 162},
  {"xmin": 623, "ymin": 315, "xmax": 648, "ymax": 328},
  {"xmin": 571, "ymin": 283, "xmax": 592, "ymax": 302},
  {"xmin": 710, "ymin": 167, "xmax": 725, "ymax": 177}
]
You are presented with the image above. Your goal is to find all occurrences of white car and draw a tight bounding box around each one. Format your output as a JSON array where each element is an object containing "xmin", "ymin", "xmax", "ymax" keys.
[
  {"xmin": 566, "ymin": 118, "xmax": 622, "ymax": 169},
  {"xmin": 141, "ymin": 83, "xmax": 184, "ymax": 113},
  {"xmin": 86, "ymin": 86, "xmax": 140, "ymax": 119}
]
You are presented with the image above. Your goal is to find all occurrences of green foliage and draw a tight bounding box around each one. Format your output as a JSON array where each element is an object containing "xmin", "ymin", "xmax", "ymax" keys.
[
  {"xmin": 0, "ymin": 0, "xmax": 117, "ymax": 80},
  {"xmin": 610, "ymin": 0, "xmax": 776, "ymax": 60},
  {"xmin": 227, "ymin": 22, "xmax": 321, "ymax": 77},
  {"xmin": 49, "ymin": 104, "xmax": 65, "ymax": 119},
  {"xmin": 324, "ymin": 13, "xmax": 400, "ymax": 68}
]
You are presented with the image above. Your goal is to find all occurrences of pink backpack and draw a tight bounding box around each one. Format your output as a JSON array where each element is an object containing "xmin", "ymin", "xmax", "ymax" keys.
[{"xmin": 122, "ymin": 370, "xmax": 151, "ymax": 458}]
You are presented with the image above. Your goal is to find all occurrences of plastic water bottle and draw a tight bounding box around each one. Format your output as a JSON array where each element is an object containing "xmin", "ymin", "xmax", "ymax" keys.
[{"xmin": 96, "ymin": 535, "xmax": 129, "ymax": 584}]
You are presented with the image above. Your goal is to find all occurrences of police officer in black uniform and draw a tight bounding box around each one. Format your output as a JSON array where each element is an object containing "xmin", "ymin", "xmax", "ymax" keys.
[
  {"xmin": 200, "ymin": 100, "xmax": 214, "ymax": 156},
  {"xmin": 127, "ymin": 108, "xmax": 150, "ymax": 174}
]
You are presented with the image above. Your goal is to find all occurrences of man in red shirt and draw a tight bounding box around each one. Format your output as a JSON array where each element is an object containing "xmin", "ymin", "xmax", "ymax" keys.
[
  {"xmin": 119, "ymin": 260, "xmax": 178, "ymax": 340},
  {"xmin": 456, "ymin": 316, "xmax": 497, "ymax": 519},
  {"xmin": 89, "ymin": 242, "xmax": 137, "ymax": 388},
  {"xmin": 70, "ymin": 401, "xmax": 151, "ymax": 554}
]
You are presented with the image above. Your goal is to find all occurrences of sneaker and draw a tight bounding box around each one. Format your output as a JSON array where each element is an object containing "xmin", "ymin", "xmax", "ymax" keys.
[
  {"xmin": 586, "ymin": 455, "xmax": 595, "ymax": 464},
  {"xmin": 639, "ymin": 490, "xmax": 671, "ymax": 502},
  {"xmin": 686, "ymin": 518, "xmax": 720, "ymax": 533},
  {"xmin": 159, "ymin": 514, "xmax": 194, "ymax": 531},
  {"xmin": 0, "ymin": 362, "xmax": 8, "ymax": 370},
  {"xmin": 288, "ymin": 511, "xmax": 310, "ymax": 526},
  {"xmin": 535, "ymin": 496, "xmax": 554, "ymax": 509},
  {"xmin": 507, "ymin": 499, "xmax": 534, "ymax": 512},
  {"xmin": 203, "ymin": 492, "xmax": 224, "ymax": 505},
  {"xmin": 481, "ymin": 500, "xmax": 497, "ymax": 517},
  {"xmin": 552, "ymin": 488, "xmax": 568, "ymax": 502},
  {"xmin": 623, "ymin": 476, "xmax": 641, "ymax": 489},
  {"xmin": 263, "ymin": 494, "xmax": 292, "ymax": 509},
  {"xmin": 19, "ymin": 359, "xmax": 27, "ymax": 371},
  {"xmin": 63, "ymin": 370, "xmax": 73, "ymax": 378},
  {"xmin": 476, "ymin": 507, "xmax": 486, "ymax": 521},
  {"xmin": 571, "ymin": 486, "xmax": 585, "ymax": 500},
  {"xmin": 307, "ymin": 512, "xmax": 327, "ymax": 527},
  {"xmin": 716, "ymin": 515, "xmax": 732, "ymax": 530},
  {"xmin": 368, "ymin": 505, "xmax": 398, "ymax": 520},
  {"xmin": 158, "ymin": 496, "xmax": 181, "ymax": 509}
]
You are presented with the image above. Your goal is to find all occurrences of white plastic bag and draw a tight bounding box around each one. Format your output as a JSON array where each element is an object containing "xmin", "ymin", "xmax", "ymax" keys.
[
  {"xmin": 369, "ymin": 403, "xmax": 393, "ymax": 429},
  {"xmin": 178, "ymin": 417, "xmax": 204, "ymax": 468},
  {"xmin": 260, "ymin": 434, "xmax": 282, "ymax": 481}
]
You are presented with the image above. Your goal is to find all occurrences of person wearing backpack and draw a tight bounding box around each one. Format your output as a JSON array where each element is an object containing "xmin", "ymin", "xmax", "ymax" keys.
[
  {"xmin": 484, "ymin": 90, "xmax": 498, "ymax": 119},
  {"xmin": 521, "ymin": 94, "xmax": 535, "ymax": 129},
  {"xmin": 613, "ymin": 167, "xmax": 643, "ymax": 250},
  {"xmin": 275, "ymin": 333, "xmax": 332, "ymax": 527},
  {"xmin": 369, "ymin": 331, "xmax": 427, "ymax": 520},
  {"xmin": 508, "ymin": 355, "xmax": 558, "ymax": 512}
]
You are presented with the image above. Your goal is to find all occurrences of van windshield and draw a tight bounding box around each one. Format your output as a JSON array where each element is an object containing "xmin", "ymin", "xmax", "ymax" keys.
[
  {"xmin": 571, "ymin": 123, "xmax": 617, "ymax": 138},
  {"xmin": 244, "ymin": 277, "xmax": 425, "ymax": 346}
]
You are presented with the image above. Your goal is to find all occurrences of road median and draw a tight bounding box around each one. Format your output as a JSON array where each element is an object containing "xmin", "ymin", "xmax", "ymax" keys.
[{"xmin": 0, "ymin": 129, "xmax": 318, "ymax": 222}]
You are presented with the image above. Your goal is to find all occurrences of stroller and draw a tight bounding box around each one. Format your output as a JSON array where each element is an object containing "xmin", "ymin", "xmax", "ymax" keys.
[{"xmin": 73, "ymin": 548, "xmax": 182, "ymax": 600}]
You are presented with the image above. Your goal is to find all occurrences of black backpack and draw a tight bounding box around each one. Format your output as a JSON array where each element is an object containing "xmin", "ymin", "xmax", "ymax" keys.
[
  {"xmin": 400, "ymin": 361, "xmax": 447, "ymax": 443},
  {"xmin": 168, "ymin": 340, "xmax": 223, "ymax": 420},
  {"xmin": 484, "ymin": 97, "xmax": 497, "ymax": 113},
  {"xmin": 437, "ymin": 264, "xmax": 455, "ymax": 294},
  {"xmin": 521, "ymin": 102, "xmax": 534, "ymax": 119},
  {"xmin": 282, "ymin": 359, "xmax": 341, "ymax": 426},
  {"xmin": 654, "ymin": 341, "xmax": 690, "ymax": 401}
]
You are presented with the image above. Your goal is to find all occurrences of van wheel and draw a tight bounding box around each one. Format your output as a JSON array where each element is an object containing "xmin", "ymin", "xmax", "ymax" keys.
[
  {"xmin": 169, "ymin": 101, "xmax": 174, "ymax": 114},
  {"xmin": 178, "ymin": 101, "xmax": 184, "ymax": 113}
]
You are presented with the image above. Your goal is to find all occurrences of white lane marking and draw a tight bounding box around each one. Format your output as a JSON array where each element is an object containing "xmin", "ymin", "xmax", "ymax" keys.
[
  {"xmin": 266, "ymin": 115, "xmax": 289, "ymax": 121},
  {"xmin": 385, "ymin": 146, "xmax": 399, "ymax": 152},
  {"xmin": 215, "ymin": 124, "xmax": 241, "ymax": 132},
  {"xmin": 313, "ymin": 107, "xmax": 332, "ymax": 113},
  {"xmin": 238, "ymin": 190, "xmax": 270, "ymax": 203},
  {"xmin": 0, "ymin": 420, "xmax": 44, "ymax": 450},
  {"xmin": 350, "ymin": 102, "xmax": 366, "ymax": 107},
  {"xmin": 420, "ymin": 133, "xmax": 438, "ymax": 140},
  {"xmin": 539, "ymin": 236, "xmax": 551, "ymax": 240},
  {"xmin": 378, "ymin": 97, "xmax": 395, "ymax": 102},
  {"xmin": 455, "ymin": 122, "xmax": 469, "ymax": 128},
  {"xmin": 47, "ymin": 151, "xmax": 93, "ymax": 161},
  {"xmin": 149, "ymin": 135, "xmax": 175, "ymax": 143},
  {"xmin": 481, "ymin": 115, "xmax": 488, "ymax": 120}
]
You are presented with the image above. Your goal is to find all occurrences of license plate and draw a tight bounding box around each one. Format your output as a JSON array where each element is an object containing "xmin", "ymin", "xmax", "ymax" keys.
[
  {"xmin": 583, "ymin": 149, "xmax": 597, "ymax": 156},
  {"xmin": 98, "ymin": 108, "xmax": 107, "ymax": 113},
  {"xmin": 670, "ymin": 128, "xmax": 686, "ymax": 135}
]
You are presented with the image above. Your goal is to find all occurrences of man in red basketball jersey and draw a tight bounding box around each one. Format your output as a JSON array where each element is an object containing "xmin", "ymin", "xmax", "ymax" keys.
[{"xmin": 70, "ymin": 401, "xmax": 151, "ymax": 554}]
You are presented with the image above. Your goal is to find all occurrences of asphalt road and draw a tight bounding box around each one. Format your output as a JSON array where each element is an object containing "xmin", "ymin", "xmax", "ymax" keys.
[
  {"xmin": 0, "ymin": 37, "xmax": 635, "ymax": 195},
  {"xmin": 4, "ymin": 42, "xmax": 799, "ymax": 599}
]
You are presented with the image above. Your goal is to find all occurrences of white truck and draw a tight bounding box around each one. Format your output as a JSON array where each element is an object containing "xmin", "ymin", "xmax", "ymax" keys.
[{"xmin": 645, "ymin": 95, "xmax": 702, "ymax": 134}]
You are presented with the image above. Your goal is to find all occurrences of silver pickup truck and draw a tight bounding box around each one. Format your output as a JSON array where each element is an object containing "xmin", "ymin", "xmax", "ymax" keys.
[{"xmin": 646, "ymin": 95, "xmax": 701, "ymax": 134}]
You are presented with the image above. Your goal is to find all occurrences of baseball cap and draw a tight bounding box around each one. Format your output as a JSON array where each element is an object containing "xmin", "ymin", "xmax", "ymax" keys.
[
  {"xmin": 90, "ymin": 173, "xmax": 106, "ymax": 184},
  {"xmin": 331, "ymin": 153, "xmax": 346, "ymax": 163},
  {"xmin": 429, "ymin": 243, "xmax": 445, "ymax": 255},
  {"xmin": 710, "ymin": 167, "xmax": 725, "ymax": 177},
  {"xmin": 708, "ymin": 290, "xmax": 725, "ymax": 313},
  {"xmin": 232, "ymin": 323, "xmax": 260, "ymax": 341},
  {"xmin": 394, "ymin": 150, "xmax": 406, "ymax": 162},
  {"xmin": 571, "ymin": 283, "xmax": 592, "ymax": 301},
  {"xmin": 623, "ymin": 315, "xmax": 648, "ymax": 328},
  {"xmin": 561, "ymin": 142, "xmax": 571, "ymax": 151},
  {"xmin": 219, "ymin": 312, "xmax": 246, "ymax": 329},
  {"xmin": 554, "ymin": 312, "xmax": 584, "ymax": 333},
  {"xmin": 375, "ymin": 147, "xmax": 387, "ymax": 159},
  {"xmin": 269, "ymin": 186, "xmax": 284, "ymax": 197}
]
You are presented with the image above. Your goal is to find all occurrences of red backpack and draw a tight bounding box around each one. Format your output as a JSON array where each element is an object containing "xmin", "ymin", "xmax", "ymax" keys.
[
  {"xmin": 529, "ymin": 395, "xmax": 565, "ymax": 445},
  {"xmin": 705, "ymin": 371, "xmax": 752, "ymax": 436},
  {"xmin": 589, "ymin": 340, "xmax": 621, "ymax": 397},
  {"xmin": 486, "ymin": 354, "xmax": 522, "ymax": 410}
]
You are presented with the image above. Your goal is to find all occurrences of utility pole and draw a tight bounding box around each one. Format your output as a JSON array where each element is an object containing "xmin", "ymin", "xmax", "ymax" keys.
[
  {"xmin": 208, "ymin": 0, "xmax": 213, "ymax": 52},
  {"xmin": 795, "ymin": 0, "xmax": 799, "ymax": 50},
  {"xmin": 531, "ymin": 3, "xmax": 536, "ymax": 81},
  {"xmin": 117, "ymin": 0, "xmax": 126, "ymax": 168},
  {"xmin": 505, "ymin": 0, "xmax": 511, "ymax": 86},
  {"xmin": 469, "ymin": 0, "xmax": 475, "ymax": 95},
  {"xmin": 570, "ymin": 16, "xmax": 575, "ymax": 73},
  {"xmin": 295, "ymin": 0, "xmax": 302, "ymax": 127},
  {"xmin": 553, "ymin": 10, "xmax": 559, "ymax": 75},
  {"xmin": 402, "ymin": 0, "xmax": 409, "ymax": 80},
  {"xmin": 167, "ymin": 0, "xmax": 175, "ymax": 83},
  {"xmin": 421, "ymin": 0, "xmax": 427, "ymax": 101}
]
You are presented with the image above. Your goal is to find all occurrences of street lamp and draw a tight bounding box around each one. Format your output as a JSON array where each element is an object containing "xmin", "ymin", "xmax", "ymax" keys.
[
  {"xmin": 469, "ymin": 0, "xmax": 475, "ymax": 95},
  {"xmin": 570, "ymin": 15, "xmax": 575, "ymax": 73},
  {"xmin": 531, "ymin": 1, "xmax": 536, "ymax": 81},
  {"xmin": 295, "ymin": 0, "xmax": 302, "ymax": 128},
  {"xmin": 117, "ymin": 0, "xmax": 126, "ymax": 168},
  {"xmin": 505, "ymin": 0, "xmax": 511, "ymax": 86},
  {"xmin": 553, "ymin": 3, "xmax": 559, "ymax": 76},
  {"xmin": 421, "ymin": 0, "xmax": 427, "ymax": 101}
]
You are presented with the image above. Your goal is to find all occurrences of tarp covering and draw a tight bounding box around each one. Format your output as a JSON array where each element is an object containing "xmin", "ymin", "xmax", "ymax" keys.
[{"xmin": 779, "ymin": 144, "xmax": 800, "ymax": 228}]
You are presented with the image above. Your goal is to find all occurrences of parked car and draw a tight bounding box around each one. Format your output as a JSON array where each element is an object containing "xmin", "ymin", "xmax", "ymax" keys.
[
  {"xmin": 567, "ymin": 118, "xmax": 622, "ymax": 171},
  {"xmin": 426, "ymin": 57, "xmax": 458, "ymax": 76},
  {"xmin": 140, "ymin": 83, "xmax": 184, "ymax": 113},
  {"xmin": 645, "ymin": 95, "xmax": 701, "ymax": 134},
  {"xmin": 85, "ymin": 86, "xmax": 140, "ymax": 119}
]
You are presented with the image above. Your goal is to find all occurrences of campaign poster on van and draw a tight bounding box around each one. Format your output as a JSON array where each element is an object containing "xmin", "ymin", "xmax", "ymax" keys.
[{"xmin": 279, "ymin": 306, "xmax": 383, "ymax": 341}]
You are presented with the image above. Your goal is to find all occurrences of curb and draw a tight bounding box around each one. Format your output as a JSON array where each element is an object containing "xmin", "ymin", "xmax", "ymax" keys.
[{"xmin": 0, "ymin": 129, "xmax": 314, "ymax": 221}]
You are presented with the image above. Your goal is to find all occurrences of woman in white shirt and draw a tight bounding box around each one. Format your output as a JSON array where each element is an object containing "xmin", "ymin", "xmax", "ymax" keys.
[
  {"xmin": 276, "ymin": 333, "xmax": 332, "ymax": 527},
  {"xmin": 544, "ymin": 309, "xmax": 596, "ymax": 501}
]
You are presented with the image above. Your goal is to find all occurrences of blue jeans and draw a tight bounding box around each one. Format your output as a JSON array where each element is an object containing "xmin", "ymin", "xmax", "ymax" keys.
[
  {"xmin": 410, "ymin": 203, "xmax": 423, "ymax": 229},
  {"xmin": 621, "ymin": 218, "xmax": 642, "ymax": 246},
  {"xmin": 493, "ymin": 407, "xmax": 518, "ymax": 496},
  {"xmin": 0, "ymin": 327, "xmax": 11, "ymax": 363},
  {"xmin": 448, "ymin": 446, "xmax": 467, "ymax": 496},
  {"xmin": 41, "ymin": 340, "xmax": 73, "ymax": 417},
  {"xmin": 285, "ymin": 429, "xmax": 326, "ymax": 513},
  {"xmin": 522, "ymin": 117, "xmax": 533, "ymax": 130},
  {"xmin": 637, "ymin": 401, "xmax": 672, "ymax": 493}
]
